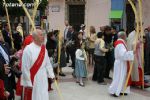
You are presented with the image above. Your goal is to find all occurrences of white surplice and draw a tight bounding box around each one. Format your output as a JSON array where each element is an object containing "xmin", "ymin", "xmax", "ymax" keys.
[
  {"xmin": 21, "ymin": 42, "xmax": 55, "ymax": 100},
  {"xmin": 127, "ymin": 30, "xmax": 142, "ymax": 84},
  {"xmin": 109, "ymin": 39, "xmax": 134, "ymax": 96}
]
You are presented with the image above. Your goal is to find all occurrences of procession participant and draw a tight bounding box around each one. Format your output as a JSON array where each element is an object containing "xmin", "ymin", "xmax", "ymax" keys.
[
  {"xmin": 15, "ymin": 35, "xmax": 33, "ymax": 100},
  {"xmin": 127, "ymin": 29, "xmax": 149, "ymax": 87},
  {"xmin": 109, "ymin": 31, "xmax": 134, "ymax": 97},
  {"xmin": 21, "ymin": 29, "xmax": 55, "ymax": 100},
  {"xmin": 75, "ymin": 31, "xmax": 87, "ymax": 87}
]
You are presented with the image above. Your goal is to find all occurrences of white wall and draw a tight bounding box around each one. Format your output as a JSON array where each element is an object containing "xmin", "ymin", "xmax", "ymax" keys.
[
  {"xmin": 48, "ymin": 0, "xmax": 65, "ymax": 34},
  {"xmin": 85, "ymin": 0, "xmax": 111, "ymax": 32}
]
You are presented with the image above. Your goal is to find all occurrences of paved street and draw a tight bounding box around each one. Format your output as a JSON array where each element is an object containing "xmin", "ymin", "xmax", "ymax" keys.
[{"xmin": 49, "ymin": 65, "xmax": 150, "ymax": 100}]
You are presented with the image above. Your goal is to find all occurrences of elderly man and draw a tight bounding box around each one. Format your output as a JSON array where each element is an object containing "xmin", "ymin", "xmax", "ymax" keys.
[
  {"xmin": 109, "ymin": 31, "xmax": 134, "ymax": 97},
  {"xmin": 21, "ymin": 29, "xmax": 55, "ymax": 100}
]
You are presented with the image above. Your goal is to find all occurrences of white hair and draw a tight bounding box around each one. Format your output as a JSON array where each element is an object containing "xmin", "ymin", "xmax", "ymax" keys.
[
  {"xmin": 32, "ymin": 29, "xmax": 43, "ymax": 39},
  {"xmin": 118, "ymin": 31, "xmax": 126, "ymax": 38},
  {"xmin": 32, "ymin": 30, "xmax": 38, "ymax": 38}
]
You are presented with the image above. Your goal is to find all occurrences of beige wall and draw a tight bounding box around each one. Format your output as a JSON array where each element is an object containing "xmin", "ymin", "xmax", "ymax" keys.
[
  {"xmin": 48, "ymin": 0, "xmax": 65, "ymax": 34},
  {"xmin": 142, "ymin": 0, "xmax": 150, "ymax": 28},
  {"xmin": 85, "ymin": 0, "xmax": 110, "ymax": 32},
  {"xmin": 48, "ymin": 0, "xmax": 111, "ymax": 34}
]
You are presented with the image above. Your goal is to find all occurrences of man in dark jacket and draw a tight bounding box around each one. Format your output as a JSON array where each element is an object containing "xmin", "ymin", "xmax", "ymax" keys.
[
  {"xmin": 2, "ymin": 24, "xmax": 12, "ymax": 48},
  {"xmin": 0, "ymin": 34, "xmax": 16, "ymax": 100},
  {"xmin": 104, "ymin": 26, "xmax": 114, "ymax": 79}
]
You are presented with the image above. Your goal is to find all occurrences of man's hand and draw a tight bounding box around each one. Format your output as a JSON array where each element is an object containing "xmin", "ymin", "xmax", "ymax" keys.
[
  {"xmin": 133, "ymin": 50, "xmax": 136, "ymax": 55},
  {"xmin": 5, "ymin": 91, "xmax": 10, "ymax": 98},
  {"xmin": 48, "ymin": 78, "xmax": 55, "ymax": 83},
  {"xmin": 87, "ymin": 36, "xmax": 90, "ymax": 40},
  {"xmin": 104, "ymin": 48, "xmax": 109, "ymax": 52},
  {"xmin": 4, "ymin": 64, "xmax": 10, "ymax": 74}
]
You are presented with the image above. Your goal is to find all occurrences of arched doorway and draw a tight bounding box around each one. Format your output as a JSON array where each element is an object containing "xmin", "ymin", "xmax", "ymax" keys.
[
  {"xmin": 126, "ymin": 3, "xmax": 135, "ymax": 35},
  {"xmin": 66, "ymin": 0, "xmax": 85, "ymax": 32}
]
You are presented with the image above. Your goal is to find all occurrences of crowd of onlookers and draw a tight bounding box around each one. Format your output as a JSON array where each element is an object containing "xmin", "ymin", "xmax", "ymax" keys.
[{"xmin": 0, "ymin": 21, "xmax": 150, "ymax": 99}]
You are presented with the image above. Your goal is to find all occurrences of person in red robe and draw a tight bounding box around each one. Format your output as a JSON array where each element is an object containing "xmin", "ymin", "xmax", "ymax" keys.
[{"xmin": 15, "ymin": 35, "xmax": 33, "ymax": 99}]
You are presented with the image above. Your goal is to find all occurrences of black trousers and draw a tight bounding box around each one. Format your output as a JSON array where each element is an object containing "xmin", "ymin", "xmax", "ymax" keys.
[
  {"xmin": 70, "ymin": 52, "xmax": 75, "ymax": 69},
  {"xmin": 5, "ymin": 74, "xmax": 16, "ymax": 100},
  {"xmin": 104, "ymin": 50, "xmax": 114, "ymax": 78},
  {"xmin": 66, "ymin": 47, "xmax": 70, "ymax": 63},
  {"xmin": 145, "ymin": 48, "xmax": 150, "ymax": 73},
  {"xmin": 68, "ymin": 44, "xmax": 76, "ymax": 69},
  {"xmin": 92, "ymin": 55, "xmax": 106, "ymax": 83},
  {"xmin": 88, "ymin": 48, "xmax": 94, "ymax": 65}
]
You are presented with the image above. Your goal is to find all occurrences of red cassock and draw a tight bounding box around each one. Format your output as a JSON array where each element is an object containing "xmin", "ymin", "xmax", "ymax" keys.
[
  {"xmin": 0, "ymin": 79, "xmax": 6, "ymax": 100},
  {"xmin": 16, "ymin": 35, "xmax": 33, "ymax": 96},
  {"xmin": 24, "ymin": 88, "xmax": 32, "ymax": 100},
  {"xmin": 23, "ymin": 35, "xmax": 33, "ymax": 48}
]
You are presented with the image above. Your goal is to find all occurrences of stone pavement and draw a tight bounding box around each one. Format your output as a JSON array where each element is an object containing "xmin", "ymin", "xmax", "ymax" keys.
[{"xmin": 49, "ymin": 66, "xmax": 150, "ymax": 100}]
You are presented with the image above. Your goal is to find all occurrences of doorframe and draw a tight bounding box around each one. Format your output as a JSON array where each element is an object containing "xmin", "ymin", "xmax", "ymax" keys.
[{"xmin": 65, "ymin": 0, "xmax": 86, "ymax": 23}]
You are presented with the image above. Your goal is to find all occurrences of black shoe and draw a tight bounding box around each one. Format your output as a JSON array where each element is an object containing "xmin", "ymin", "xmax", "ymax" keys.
[
  {"xmin": 145, "ymin": 72, "xmax": 150, "ymax": 75},
  {"xmin": 144, "ymin": 80, "xmax": 149, "ymax": 83},
  {"xmin": 105, "ymin": 77, "xmax": 112, "ymax": 80},
  {"xmin": 79, "ymin": 83, "xmax": 85, "ymax": 87},
  {"xmin": 112, "ymin": 94, "xmax": 119, "ymax": 97},
  {"xmin": 67, "ymin": 60, "xmax": 70, "ymax": 63},
  {"xmin": 98, "ymin": 81, "xmax": 107, "ymax": 85},
  {"xmin": 68, "ymin": 65, "xmax": 72, "ymax": 67},
  {"xmin": 120, "ymin": 93, "xmax": 128, "ymax": 96},
  {"xmin": 92, "ymin": 79, "xmax": 97, "ymax": 81},
  {"xmin": 144, "ymin": 84, "xmax": 150, "ymax": 88},
  {"xmin": 59, "ymin": 73, "xmax": 66, "ymax": 76}
]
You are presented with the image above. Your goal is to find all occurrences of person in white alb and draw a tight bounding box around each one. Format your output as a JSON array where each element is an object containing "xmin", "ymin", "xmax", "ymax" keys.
[
  {"xmin": 109, "ymin": 31, "xmax": 134, "ymax": 97},
  {"xmin": 127, "ymin": 29, "xmax": 149, "ymax": 87},
  {"xmin": 21, "ymin": 29, "xmax": 55, "ymax": 100}
]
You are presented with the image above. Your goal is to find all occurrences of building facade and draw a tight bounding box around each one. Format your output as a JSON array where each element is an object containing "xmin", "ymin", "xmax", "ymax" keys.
[
  {"xmin": 48, "ymin": 0, "xmax": 110, "ymax": 33},
  {"xmin": 47, "ymin": 0, "xmax": 150, "ymax": 34}
]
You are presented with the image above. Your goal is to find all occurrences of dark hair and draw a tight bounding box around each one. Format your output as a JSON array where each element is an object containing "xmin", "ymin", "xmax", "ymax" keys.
[
  {"xmin": 47, "ymin": 31, "xmax": 54, "ymax": 40},
  {"xmin": 75, "ymin": 32, "xmax": 83, "ymax": 49},
  {"xmin": 97, "ymin": 32, "xmax": 103, "ymax": 38},
  {"xmin": 90, "ymin": 26, "xmax": 96, "ymax": 33},
  {"xmin": 53, "ymin": 30, "xmax": 59, "ymax": 35},
  {"xmin": 76, "ymin": 41, "xmax": 82, "ymax": 49},
  {"xmin": 119, "ymin": 29, "xmax": 125, "ymax": 32},
  {"xmin": 4, "ymin": 23, "xmax": 8, "ymax": 28},
  {"xmin": 36, "ymin": 26, "xmax": 42, "ymax": 29},
  {"xmin": 144, "ymin": 28, "xmax": 148, "ymax": 31},
  {"xmin": 112, "ymin": 26, "xmax": 116, "ymax": 30},
  {"xmin": 104, "ymin": 26, "xmax": 111, "ymax": 32}
]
